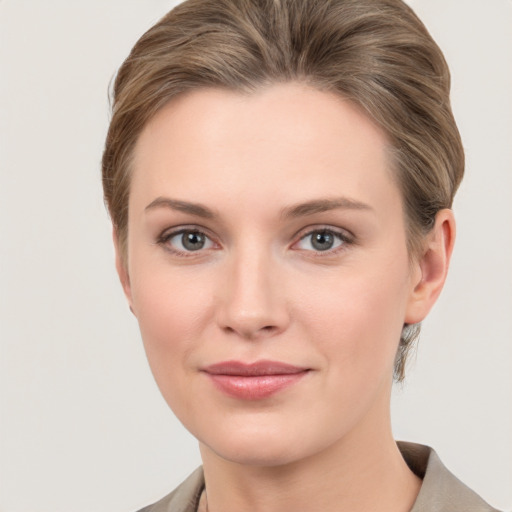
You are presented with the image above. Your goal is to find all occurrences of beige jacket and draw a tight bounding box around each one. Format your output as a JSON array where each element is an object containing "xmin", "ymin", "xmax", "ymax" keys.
[{"xmin": 137, "ymin": 442, "xmax": 501, "ymax": 512}]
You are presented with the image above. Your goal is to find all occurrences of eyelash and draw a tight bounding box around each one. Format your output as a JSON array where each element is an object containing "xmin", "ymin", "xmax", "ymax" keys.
[
  {"xmin": 293, "ymin": 227, "xmax": 354, "ymax": 256},
  {"xmin": 156, "ymin": 226, "xmax": 354, "ymax": 257},
  {"xmin": 156, "ymin": 227, "xmax": 218, "ymax": 257}
]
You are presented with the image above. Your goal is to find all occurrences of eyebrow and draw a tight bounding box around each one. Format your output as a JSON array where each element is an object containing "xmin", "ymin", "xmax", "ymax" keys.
[
  {"xmin": 281, "ymin": 197, "xmax": 373, "ymax": 219},
  {"xmin": 145, "ymin": 197, "xmax": 215, "ymax": 219},
  {"xmin": 144, "ymin": 196, "xmax": 372, "ymax": 220}
]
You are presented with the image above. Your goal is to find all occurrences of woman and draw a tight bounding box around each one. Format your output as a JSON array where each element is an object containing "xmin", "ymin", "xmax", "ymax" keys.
[{"xmin": 102, "ymin": 0, "xmax": 501, "ymax": 511}]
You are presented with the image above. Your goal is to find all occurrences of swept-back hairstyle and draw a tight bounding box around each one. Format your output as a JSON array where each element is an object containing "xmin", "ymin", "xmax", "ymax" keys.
[{"xmin": 102, "ymin": 0, "xmax": 464, "ymax": 380}]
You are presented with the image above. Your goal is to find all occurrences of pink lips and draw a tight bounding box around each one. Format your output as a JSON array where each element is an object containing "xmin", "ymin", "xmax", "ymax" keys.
[{"xmin": 202, "ymin": 360, "xmax": 309, "ymax": 400}]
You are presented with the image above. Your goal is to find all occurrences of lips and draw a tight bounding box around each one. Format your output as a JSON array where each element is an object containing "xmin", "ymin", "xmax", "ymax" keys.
[{"xmin": 202, "ymin": 360, "xmax": 310, "ymax": 400}]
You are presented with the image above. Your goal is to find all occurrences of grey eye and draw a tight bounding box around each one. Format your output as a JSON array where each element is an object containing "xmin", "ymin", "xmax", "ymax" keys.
[
  {"xmin": 296, "ymin": 229, "xmax": 345, "ymax": 252},
  {"xmin": 181, "ymin": 231, "xmax": 206, "ymax": 251},
  {"xmin": 166, "ymin": 230, "xmax": 214, "ymax": 252},
  {"xmin": 311, "ymin": 231, "xmax": 335, "ymax": 251}
]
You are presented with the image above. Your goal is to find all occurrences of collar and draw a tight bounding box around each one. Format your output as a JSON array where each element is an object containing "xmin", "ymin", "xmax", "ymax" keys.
[
  {"xmin": 140, "ymin": 442, "xmax": 499, "ymax": 512},
  {"xmin": 398, "ymin": 441, "xmax": 499, "ymax": 512}
]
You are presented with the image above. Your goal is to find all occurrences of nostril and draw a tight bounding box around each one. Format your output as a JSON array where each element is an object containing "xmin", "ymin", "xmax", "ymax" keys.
[{"xmin": 221, "ymin": 323, "xmax": 279, "ymax": 339}]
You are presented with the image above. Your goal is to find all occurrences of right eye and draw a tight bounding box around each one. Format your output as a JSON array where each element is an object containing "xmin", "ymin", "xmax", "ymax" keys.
[{"xmin": 159, "ymin": 229, "xmax": 215, "ymax": 254}]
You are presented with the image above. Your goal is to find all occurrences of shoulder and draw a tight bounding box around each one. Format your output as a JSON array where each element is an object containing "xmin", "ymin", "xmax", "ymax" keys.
[
  {"xmin": 136, "ymin": 467, "xmax": 204, "ymax": 512},
  {"xmin": 398, "ymin": 442, "xmax": 502, "ymax": 512}
]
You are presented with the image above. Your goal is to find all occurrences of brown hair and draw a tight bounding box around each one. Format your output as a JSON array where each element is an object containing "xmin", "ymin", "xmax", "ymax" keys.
[{"xmin": 102, "ymin": 0, "xmax": 464, "ymax": 381}]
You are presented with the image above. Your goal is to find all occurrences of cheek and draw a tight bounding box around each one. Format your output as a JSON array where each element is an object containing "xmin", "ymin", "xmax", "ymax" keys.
[
  {"xmin": 296, "ymin": 262, "xmax": 411, "ymax": 376},
  {"xmin": 129, "ymin": 264, "xmax": 214, "ymax": 391}
]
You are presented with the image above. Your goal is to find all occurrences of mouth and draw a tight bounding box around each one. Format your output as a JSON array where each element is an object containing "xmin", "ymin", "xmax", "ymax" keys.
[{"xmin": 201, "ymin": 360, "xmax": 311, "ymax": 400}]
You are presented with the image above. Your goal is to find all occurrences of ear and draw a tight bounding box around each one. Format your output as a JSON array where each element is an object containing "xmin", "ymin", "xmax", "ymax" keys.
[
  {"xmin": 405, "ymin": 209, "xmax": 456, "ymax": 324},
  {"xmin": 113, "ymin": 228, "xmax": 135, "ymax": 314}
]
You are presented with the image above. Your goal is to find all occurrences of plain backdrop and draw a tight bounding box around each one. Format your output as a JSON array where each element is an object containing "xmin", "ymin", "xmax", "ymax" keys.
[{"xmin": 0, "ymin": 1, "xmax": 511, "ymax": 511}]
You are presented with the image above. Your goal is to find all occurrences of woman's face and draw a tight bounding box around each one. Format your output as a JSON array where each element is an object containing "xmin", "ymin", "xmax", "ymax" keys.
[{"xmin": 121, "ymin": 83, "xmax": 424, "ymax": 466}]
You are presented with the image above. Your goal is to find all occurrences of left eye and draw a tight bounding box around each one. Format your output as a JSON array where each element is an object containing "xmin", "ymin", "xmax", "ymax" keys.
[
  {"xmin": 166, "ymin": 230, "xmax": 215, "ymax": 252},
  {"xmin": 295, "ymin": 229, "xmax": 346, "ymax": 252}
]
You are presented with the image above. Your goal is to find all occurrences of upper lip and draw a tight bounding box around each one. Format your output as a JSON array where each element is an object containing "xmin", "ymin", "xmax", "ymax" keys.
[{"xmin": 202, "ymin": 360, "xmax": 309, "ymax": 376}]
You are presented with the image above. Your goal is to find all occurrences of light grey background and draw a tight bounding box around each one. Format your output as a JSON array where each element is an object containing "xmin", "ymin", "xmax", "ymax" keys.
[{"xmin": 0, "ymin": 1, "xmax": 510, "ymax": 511}]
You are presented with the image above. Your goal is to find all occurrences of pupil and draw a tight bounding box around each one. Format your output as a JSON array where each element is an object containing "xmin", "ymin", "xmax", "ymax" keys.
[
  {"xmin": 312, "ymin": 231, "xmax": 334, "ymax": 251},
  {"xmin": 182, "ymin": 232, "xmax": 205, "ymax": 251}
]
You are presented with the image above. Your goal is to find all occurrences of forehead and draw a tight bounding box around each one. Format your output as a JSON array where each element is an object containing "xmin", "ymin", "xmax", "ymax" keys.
[{"xmin": 130, "ymin": 83, "xmax": 399, "ymax": 215}]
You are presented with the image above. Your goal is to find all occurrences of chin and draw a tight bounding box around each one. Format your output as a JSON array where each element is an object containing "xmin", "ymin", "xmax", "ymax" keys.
[
  {"xmin": 196, "ymin": 417, "xmax": 338, "ymax": 469},
  {"xmin": 207, "ymin": 438, "xmax": 304, "ymax": 467}
]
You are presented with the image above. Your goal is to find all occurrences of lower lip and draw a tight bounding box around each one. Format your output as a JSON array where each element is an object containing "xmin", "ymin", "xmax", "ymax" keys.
[{"xmin": 206, "ymin": 372, "xmax": 308, "ymax": 400}]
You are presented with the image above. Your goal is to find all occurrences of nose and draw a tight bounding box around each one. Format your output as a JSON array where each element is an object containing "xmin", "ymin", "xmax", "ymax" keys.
[{"xmin": 216, "ymin": 244, "xmax": 290, "ymax": 340}]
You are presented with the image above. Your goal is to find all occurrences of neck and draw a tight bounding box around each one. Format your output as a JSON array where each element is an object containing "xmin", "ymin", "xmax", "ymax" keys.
[{"xmin": 199, "ymin": 392, "xmax": 420, "ymax": 512}]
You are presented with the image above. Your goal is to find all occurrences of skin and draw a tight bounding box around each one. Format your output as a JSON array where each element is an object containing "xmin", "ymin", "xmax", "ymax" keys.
[{"xmin": 115, "ymin": 83, "xmax": 455, "ymax": 512}]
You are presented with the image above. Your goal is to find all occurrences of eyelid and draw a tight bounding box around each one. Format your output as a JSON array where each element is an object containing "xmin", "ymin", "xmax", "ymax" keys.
[
  {"xmin": 291, "ymin": 225, "xmax": 355, "ymax": 253},
  {"xmin": 155, "ymin": 223, "xmax": 354, "ymax": 256},
  {"xmin": 156, "ymin": 225, "xmax": 220, "ymax": 256}
]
